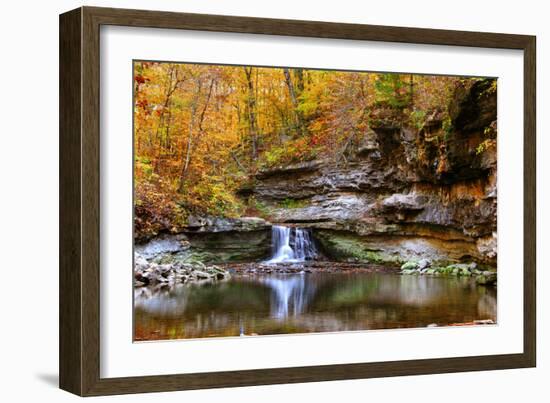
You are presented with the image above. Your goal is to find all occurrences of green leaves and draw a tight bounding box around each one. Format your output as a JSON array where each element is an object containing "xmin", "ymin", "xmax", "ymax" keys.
[{"xmin": 373, "ymin": 73, "xmax": 411, "ymax": 109}]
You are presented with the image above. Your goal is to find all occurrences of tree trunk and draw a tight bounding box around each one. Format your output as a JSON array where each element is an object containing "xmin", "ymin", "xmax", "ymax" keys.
[
  {"xmin": 230, "ymin": 151, "xmax": 246, "ymax": 172},
  {"xmin": 295, "ymin": 68, "xmax": 305, "ymax": 93},
  {"xmin": 178, "ymin": 77, "xmax": 215, "ymax": 193},
  {"xmin": 154, "ymin": 66, "xmax": 183, "ymax": 173},
  {"xmin": 244, "ymin": 67, "xmax": 258, "ymax": 158},
  {"xmin": 283, "ymin": 68, "xmax": 306, "ymax": 136},
  {"xmin": 409, "ymin": 74, "xmax": 414, "ymax": 107},
  {"xmin": 178, "ymin": 78, "xmax": 202, "ymax": 193}
]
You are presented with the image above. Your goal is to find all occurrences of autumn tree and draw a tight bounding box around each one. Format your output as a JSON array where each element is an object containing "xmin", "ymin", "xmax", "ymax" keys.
[{"xmin": 133, "ymin": 61, "xmax": 484, "ymax": 239}]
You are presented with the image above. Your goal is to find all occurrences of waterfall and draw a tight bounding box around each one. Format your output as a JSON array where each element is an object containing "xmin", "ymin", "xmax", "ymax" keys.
[
  {"xmin": 265, "ymin": 225, "xmax": 317, "ymax": 264},
  {"xmin": 293, "ymin": 227, "xmax": 316, "ymax": 261}
]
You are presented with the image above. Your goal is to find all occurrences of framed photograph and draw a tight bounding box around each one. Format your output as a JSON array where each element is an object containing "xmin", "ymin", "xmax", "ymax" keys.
[{"xmin": 59, "ymin": 6, "xmax": 536, "ymax": 396}]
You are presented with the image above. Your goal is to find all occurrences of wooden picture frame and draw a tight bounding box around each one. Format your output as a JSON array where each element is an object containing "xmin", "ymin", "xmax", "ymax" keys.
[{"xmin": 59, "ymin": 6, "xmax": 536, "ymax": 396}]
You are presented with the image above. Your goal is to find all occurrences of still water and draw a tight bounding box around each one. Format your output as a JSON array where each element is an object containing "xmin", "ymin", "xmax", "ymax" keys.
[{"xmin": 134, "ymin": 271, "xmax": 496, "ymax": 340}]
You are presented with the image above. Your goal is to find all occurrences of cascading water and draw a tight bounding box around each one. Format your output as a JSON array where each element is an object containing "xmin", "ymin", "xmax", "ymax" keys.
[
  {"xmin": 265, "ymin": 225, "xmax": 317, "ymax": 264},
  {"xmin": 293, "ymin": 227, "xmax": 316, "ymax": 261},
  {"xmin": 266, "ymin": 226, "xmax": 295, "ymax": 263}
]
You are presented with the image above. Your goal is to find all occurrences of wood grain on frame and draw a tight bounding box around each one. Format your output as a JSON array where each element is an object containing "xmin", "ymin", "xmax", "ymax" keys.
[
  {"xmin": 59, "ymin": 6, "xmax": 536, "ymax": 396},
  {"xmin": 59, "ymin": 7, "xmax": 82, "ymax": 395}
]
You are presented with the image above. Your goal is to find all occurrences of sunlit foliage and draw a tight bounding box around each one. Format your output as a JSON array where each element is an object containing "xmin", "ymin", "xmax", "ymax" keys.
[{"xmin": 134, "ymin": 62, "xmax": 482, "ymax": 239}]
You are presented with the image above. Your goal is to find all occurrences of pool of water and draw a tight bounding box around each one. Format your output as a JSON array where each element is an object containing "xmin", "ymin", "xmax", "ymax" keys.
[{"xmin": 134, "ymin": 271, "xmax": 496, "ymax": 340}]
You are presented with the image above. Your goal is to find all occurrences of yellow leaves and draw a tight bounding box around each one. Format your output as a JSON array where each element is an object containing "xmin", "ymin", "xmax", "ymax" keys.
[{"xmin": 133, "ymin": 61, "xmax": 486, "ymax": 239}]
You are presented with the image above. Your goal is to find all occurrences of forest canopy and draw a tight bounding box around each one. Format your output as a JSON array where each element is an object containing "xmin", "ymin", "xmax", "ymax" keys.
[{"xmin": 133, "ymin": 61, "xmax": 494, "ymax": 240}]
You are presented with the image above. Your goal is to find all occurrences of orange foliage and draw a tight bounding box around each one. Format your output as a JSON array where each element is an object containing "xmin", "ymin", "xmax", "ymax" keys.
[{"xmin": 133, "ymin": 61, "xmax": 483, "ymax": 239}]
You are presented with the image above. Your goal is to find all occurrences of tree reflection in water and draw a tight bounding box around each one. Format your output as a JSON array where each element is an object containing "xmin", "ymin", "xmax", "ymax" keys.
[{"xmin": 134, "ymin": 272, "xmax": 496, "ymax": 340}]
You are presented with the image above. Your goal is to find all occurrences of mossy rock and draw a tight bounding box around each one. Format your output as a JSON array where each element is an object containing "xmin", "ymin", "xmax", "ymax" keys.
[
  {"xmin": 315, "ymin": 231, "xmax": 402, "ymax": 266},
  {"xmin": 401, "ymin": 261, "xmax": 419, "ymax": 271}
]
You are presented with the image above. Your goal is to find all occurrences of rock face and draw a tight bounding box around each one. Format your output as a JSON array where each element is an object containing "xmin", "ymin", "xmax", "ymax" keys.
[
  {"xmin": 183, "ymin": 216, "xmax": 272, "ymax": 263},
  {"xmin": 135, "ymin": 216, "xmax": 273, "ymax": 264},
  {"xmin": 185, "ymin": 216, "xmax": 271, "ymax": 233},
  {"xmin": 246, "ymin": 79, "xmax": 497, "ymax": 268},
  {"xmin": 135, "ymin": 233, "xmax": 190, "ymax": 259}
]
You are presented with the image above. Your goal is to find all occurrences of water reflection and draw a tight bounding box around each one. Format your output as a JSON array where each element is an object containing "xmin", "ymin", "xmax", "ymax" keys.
[
  {"xmin": 134, "ymin": 272, "xmax": 496, "ymax": 340},
  {"xmin": 260, "ymin": 275, "xmax": 313, "ymax": 318}
]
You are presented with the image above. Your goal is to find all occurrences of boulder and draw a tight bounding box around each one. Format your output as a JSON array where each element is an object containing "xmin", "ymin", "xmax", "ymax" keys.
[
  {"xmin": 401, "ymin": 261, "xmax": 419, "ymax": 271},
  {"xmin": 418, "ymin": 258, "xmax": 431, "ymax": 270}
]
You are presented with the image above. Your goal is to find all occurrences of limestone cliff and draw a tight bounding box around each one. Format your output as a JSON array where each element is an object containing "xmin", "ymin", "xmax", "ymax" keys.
[{"xmin": 245, "ymin": 79, "xmax": 497, "ymax": 268}]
